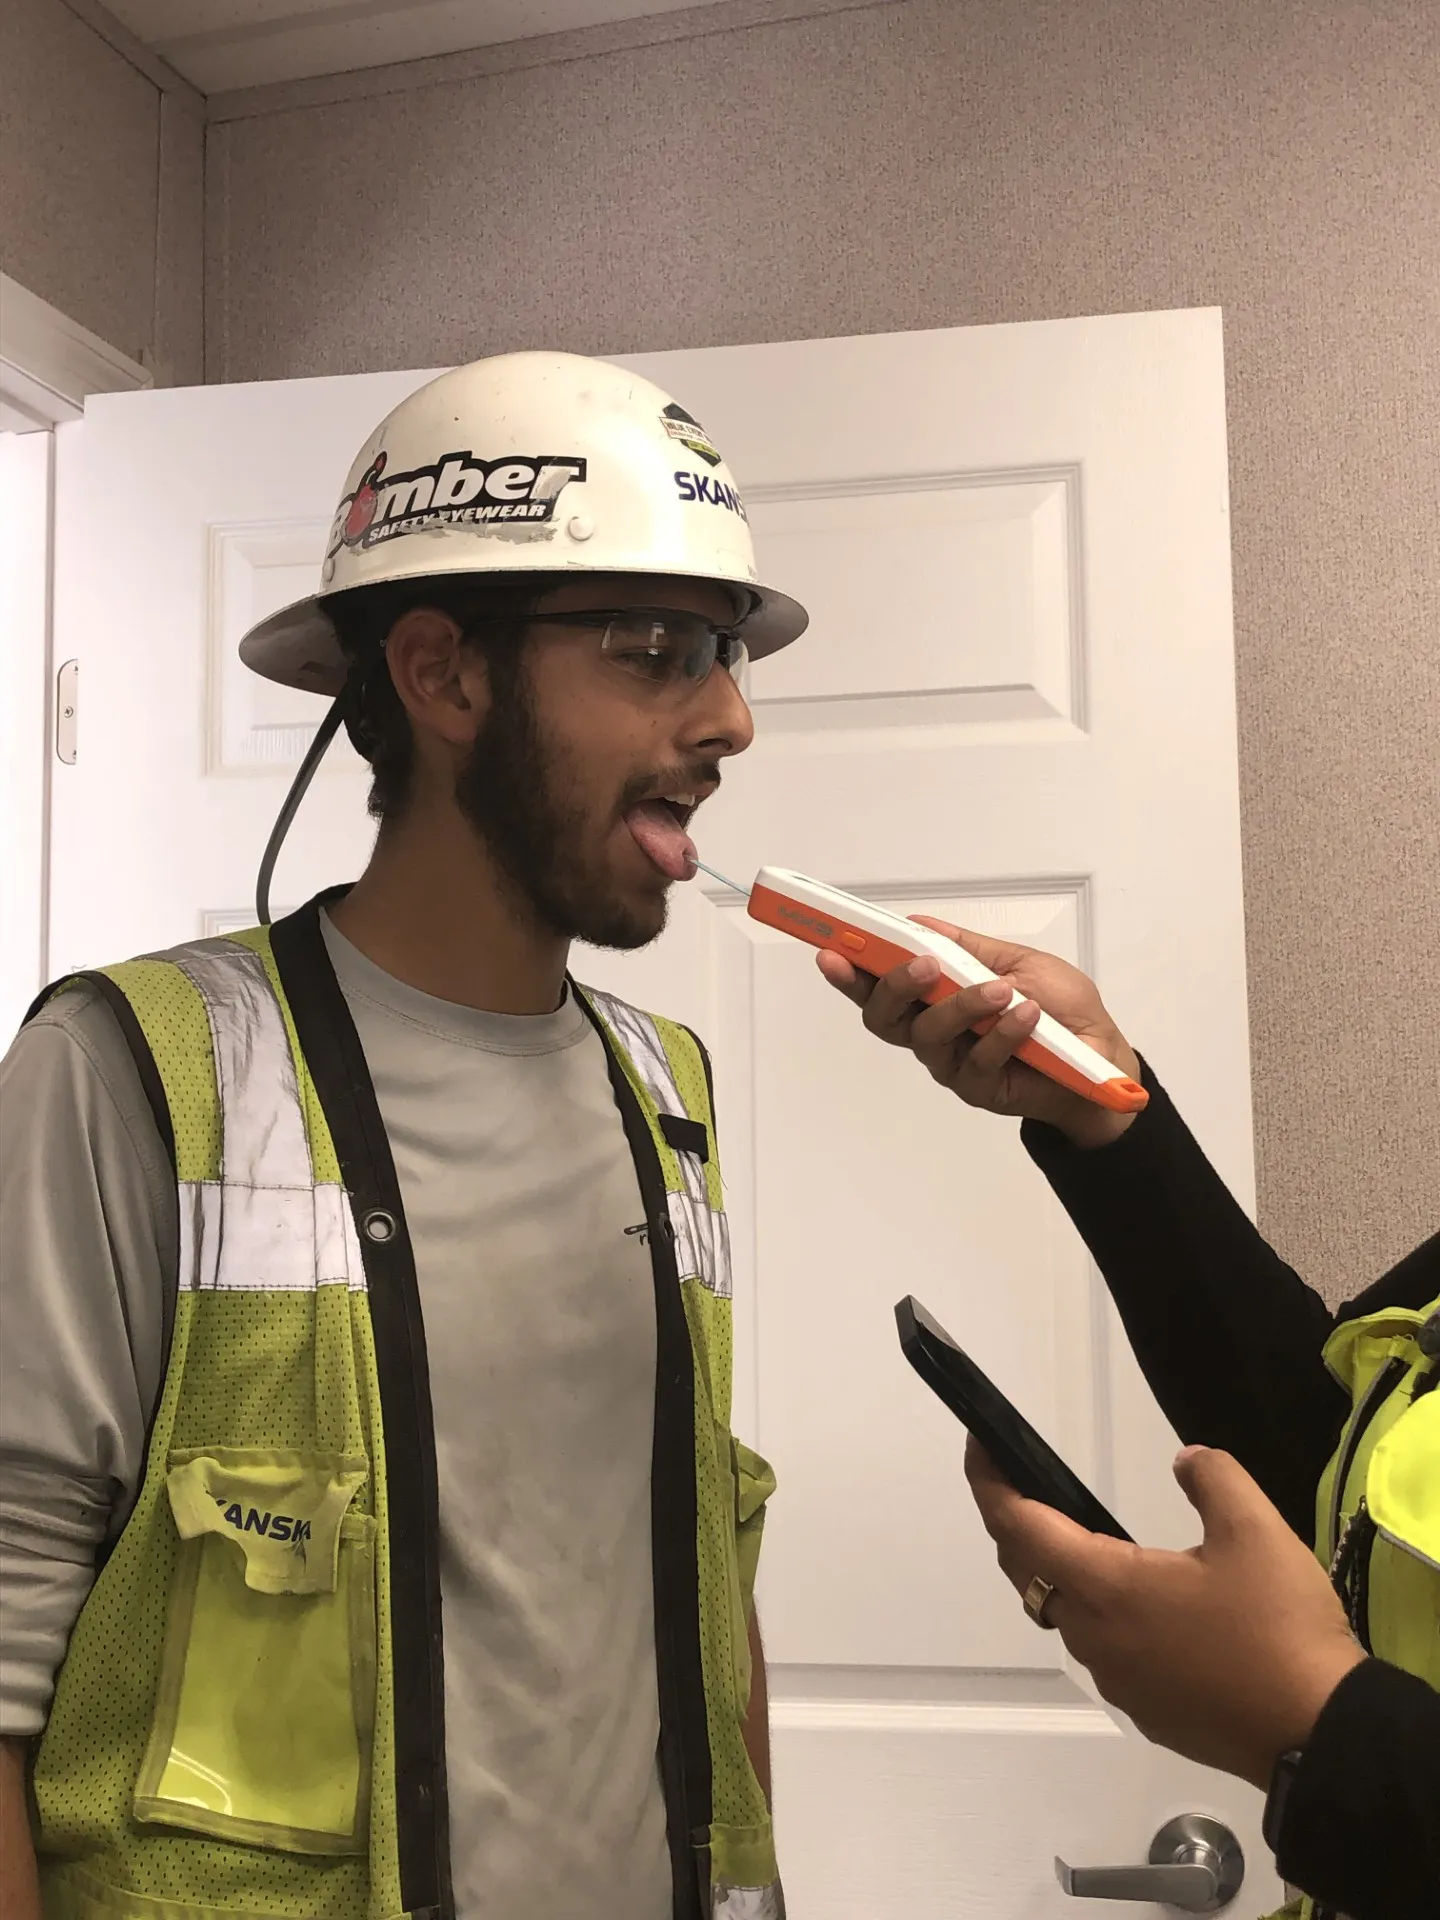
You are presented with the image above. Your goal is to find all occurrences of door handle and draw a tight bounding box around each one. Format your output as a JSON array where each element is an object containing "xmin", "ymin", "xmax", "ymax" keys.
[{"xmin": 1056, "ymin": 1813, "xmax": 1245, "ymax": 1912}]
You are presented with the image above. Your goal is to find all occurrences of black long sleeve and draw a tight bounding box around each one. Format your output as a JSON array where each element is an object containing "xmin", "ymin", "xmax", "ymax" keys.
[
  {"xmin": 1278, "ymin": 1657, "xmax": 1440, "ymax": 1919},
  {"xmin": 1020, "ymin": 1061, "xmax": 1346, "ymax": 1533},
  {"xmin": 1021, "ymin": 1063, "xmax": 1440, "ymax": 1914},
  {"xmin": 1020, "ymin": 1064, "xmax": 1439, "ymax": 1533}
]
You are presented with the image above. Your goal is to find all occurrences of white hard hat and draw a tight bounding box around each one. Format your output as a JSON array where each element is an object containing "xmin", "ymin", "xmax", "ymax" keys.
[{"xmin": 240, "ymin": 350, "xmax": 808, "ymax": 695}]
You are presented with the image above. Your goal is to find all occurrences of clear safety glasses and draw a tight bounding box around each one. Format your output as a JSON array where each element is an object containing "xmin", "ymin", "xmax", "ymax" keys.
[{"xmin": 498, "ymin": 606, "xmax": 748, "ymax": 697}]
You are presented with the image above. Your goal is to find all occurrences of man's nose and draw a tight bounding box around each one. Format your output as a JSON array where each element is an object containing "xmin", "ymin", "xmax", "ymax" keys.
[{"xmin": 680, "ymin": 664, "xmax": 755, "ymax": 760}]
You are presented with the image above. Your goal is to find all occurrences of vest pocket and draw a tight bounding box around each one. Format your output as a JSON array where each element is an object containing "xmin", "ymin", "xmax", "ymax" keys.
[
  {"xmin": 133, "ymin": 1448, "xmax": 376, "ymax": 1854},
  {"xmin": 719, "ymin": 1429, "xmax": 777, "ymax": 1716}
]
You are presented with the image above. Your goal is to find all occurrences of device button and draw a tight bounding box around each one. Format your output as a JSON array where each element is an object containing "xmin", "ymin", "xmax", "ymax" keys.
[{"xmin": 838, "ymin": 931, "xmax": 866, "ymax": 952}]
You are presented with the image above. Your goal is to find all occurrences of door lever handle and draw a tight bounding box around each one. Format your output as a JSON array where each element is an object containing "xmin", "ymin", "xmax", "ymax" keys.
[{"xmin": 1056, "ymin": 1813, "xmax": 1245, "ymax": 1912}]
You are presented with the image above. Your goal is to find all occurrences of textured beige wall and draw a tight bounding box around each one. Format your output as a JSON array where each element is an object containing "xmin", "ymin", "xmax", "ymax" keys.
[
  {"xmin": 216, "ymin": 0, "xmax": 1439, "ymax": 1299},
  {"xmin": 0, "ymin": 0, "xmax": 204, "ymax": 383}
]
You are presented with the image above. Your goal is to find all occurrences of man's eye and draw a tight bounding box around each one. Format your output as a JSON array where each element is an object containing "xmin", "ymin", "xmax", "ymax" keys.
[{"xmin": 613, "ymin": 646, "xmax": 675, "ymax": 680}]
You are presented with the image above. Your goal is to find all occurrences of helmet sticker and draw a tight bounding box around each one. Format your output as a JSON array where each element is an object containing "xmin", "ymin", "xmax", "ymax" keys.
[
  {"xmin": 661, "ymin": 402, "xmax": 723, "ymax": 468},
  {"xmin": 675, "ymin": 470, "xmax": 748, "ymax": 520},
  {"xmin": 343, "ymin": 452, "xmax": 388, "ymax": 544},
  {"xmin": 326, "ymin": 450, "xmax": 588, "ymax": 559}
]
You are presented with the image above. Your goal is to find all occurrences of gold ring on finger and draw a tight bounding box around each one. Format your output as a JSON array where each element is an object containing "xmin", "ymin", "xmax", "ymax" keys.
[{"xmin": 1023, "ymin": 1574, "xmax": 1059, "ymax": 1630}]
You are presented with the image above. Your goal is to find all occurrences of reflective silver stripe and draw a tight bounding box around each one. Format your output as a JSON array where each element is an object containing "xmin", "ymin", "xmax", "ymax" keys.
[
  {"xmin": 167, "ymin": 941, "xmax": 366, "ymax": 1295},
  {"xmin": 668, "ymin": 1189, "xmax": 732, "ymax": 1299},
  {"xmin": 584, "ymin": 987, "xmax": 732, "ymax": 1298},
  {"xmin": 177, "ymin": 1183, "xmax": 366, "ymax": 1293},
  {"xmin": 1374, "ymin": 1522, "xmax": 1440, "ymax": 1573},
  {"xmin": 316, "ymin": 1183, "xmax": 367, "ymax": 1289},
  {"xmin": 587, "ymin": 990, "xmax": 677, "ymax": 1110},
  {"xmin": 172, "ymin": 943, "xmax": 310, "ymax": 1190},
  {"xmin": 713, "ymin": 1884, "xmax": 785, "ymax": 1919}
]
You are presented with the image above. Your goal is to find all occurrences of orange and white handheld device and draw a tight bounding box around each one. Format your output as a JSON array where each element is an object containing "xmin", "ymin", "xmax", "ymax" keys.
[{"xmin": 746, "ymin": 866, "xmax": 1148, "ymax": 1115}]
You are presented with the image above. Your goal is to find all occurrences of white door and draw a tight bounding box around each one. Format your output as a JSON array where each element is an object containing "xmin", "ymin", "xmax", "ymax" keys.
[
  {"xmin": 49, "ymin": 311, "xmax": 1280, "ymax": 1916},
  {"xmin": 0, "ymin": 429, "xmax": 53, "ymax": 1043}
]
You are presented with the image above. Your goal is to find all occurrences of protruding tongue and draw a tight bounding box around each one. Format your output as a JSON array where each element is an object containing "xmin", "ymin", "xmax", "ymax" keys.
[{"xmin": 625, "ymin": 801, "xmax": 698, "ymax": 881}]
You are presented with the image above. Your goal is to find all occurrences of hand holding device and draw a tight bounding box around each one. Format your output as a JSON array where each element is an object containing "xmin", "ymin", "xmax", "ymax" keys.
[
  {"xmin": 964, "ymin": 1439, "xmax": 1365, "ymax": 1792},
  {"xmin": 806, "ymin": 893, "xmax": 1145, "ymax": 1147},
  {"xmin": 898, "ymin": 1295, "xmax": 1363, "ymax": 1790},
  {"xmin": 749, "ymin": 869, "xmax": 1145, "ymax": 1117}
]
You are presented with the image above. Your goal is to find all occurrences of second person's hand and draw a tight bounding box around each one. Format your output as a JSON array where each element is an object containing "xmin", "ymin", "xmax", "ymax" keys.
[
  {"xmin": 816, "ymin": 921, "xmax": 1142, "ymax": 1149},
  {"xmin": 964, "ymin": 1438, "xmax": 1366, "ymax": 1790}
]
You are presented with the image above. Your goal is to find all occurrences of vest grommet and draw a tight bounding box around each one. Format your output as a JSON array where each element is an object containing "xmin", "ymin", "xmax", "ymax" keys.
[{"xmin": 362, "ymin": 1208, "xmax": 398, "ymax": 1244}]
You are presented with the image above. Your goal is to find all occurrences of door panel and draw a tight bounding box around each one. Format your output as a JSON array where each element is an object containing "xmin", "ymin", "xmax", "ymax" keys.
[{"xmin": 50, "ymin": 311, "xmax": 1278, "ymax": 1914}]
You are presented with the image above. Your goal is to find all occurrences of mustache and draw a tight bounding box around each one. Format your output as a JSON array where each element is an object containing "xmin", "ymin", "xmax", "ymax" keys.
[{"xmin": 618, "ymin": 763, "xmax": 723, "ymax": 810}]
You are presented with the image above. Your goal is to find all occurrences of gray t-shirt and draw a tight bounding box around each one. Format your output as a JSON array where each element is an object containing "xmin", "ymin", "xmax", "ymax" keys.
[{"xmin": 0, "ymin": 917, "xmax": 671, "ymax": 1920}]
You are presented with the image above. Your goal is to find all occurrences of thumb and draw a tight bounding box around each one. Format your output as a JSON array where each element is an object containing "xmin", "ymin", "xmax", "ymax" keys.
[{"xmin": 1173, "ymin": 1445, "xmax": 1271, "ymax": 1546}]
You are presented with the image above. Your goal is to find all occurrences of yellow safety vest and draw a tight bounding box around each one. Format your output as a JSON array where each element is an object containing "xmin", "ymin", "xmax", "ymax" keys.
[
  {"xmin": 1272, "ymin": 1293, "xmax": 1440, "ymax": 1920},
  {"xmin": 30, "ymin": 902, "xmax": 780, "ymax": 1919}
]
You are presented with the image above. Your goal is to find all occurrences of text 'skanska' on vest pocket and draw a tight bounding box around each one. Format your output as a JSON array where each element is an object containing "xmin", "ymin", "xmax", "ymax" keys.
[{"xmin": 133, "ymin": 1447, "xmax": 377, "ymax": 1856}]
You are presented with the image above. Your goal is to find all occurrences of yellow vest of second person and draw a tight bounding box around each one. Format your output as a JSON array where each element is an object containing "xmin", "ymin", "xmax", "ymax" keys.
[
  {"xmin": 1274, "ymin": 1295, "xmax": 1439, "ymax": 1920},
  {"xmin": 30, "ymin": 903, "xmax": 780, "ymax": 1920}
]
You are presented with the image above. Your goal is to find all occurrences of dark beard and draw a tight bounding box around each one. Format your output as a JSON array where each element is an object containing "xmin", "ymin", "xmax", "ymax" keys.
[{"xmin": 454, "ymin": 657, "xmax": 667, "ymax": 952}]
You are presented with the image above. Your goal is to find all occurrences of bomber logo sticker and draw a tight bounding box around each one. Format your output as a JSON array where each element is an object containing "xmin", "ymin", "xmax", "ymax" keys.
[
  {"xmin": 327, "ymin": 448, "xmax": 588, "ymax": 558},
  {"xmin": 661, "ymin": 402, "xmax": 722, "ymax": 468}
]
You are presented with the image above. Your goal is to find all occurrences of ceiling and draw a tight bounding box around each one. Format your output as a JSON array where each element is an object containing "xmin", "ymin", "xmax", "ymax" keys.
[{"xmin": 103, "ymin": 0, "xmax": 719, "ymax": 94}]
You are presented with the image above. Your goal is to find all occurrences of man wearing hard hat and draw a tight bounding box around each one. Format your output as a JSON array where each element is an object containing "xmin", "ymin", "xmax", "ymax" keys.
[{"xmin": 0, "ymin": 354, "xmax": 807, "ymax": 1920}]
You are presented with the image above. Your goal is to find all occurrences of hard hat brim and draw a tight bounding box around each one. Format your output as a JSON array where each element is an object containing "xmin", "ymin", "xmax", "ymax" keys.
[{"xmin": 239, "ymin": 568, "xmax": 810, "ymax": 696}]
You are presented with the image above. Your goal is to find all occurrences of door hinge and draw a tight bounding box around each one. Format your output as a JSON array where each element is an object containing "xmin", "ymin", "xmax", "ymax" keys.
[{"xmin": 56, "ymin": 658, "xmax": 77, "ymax": 764}]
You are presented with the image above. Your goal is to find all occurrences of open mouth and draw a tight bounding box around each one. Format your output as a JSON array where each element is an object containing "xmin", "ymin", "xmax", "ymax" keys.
[
  {"xmin": 624, "ymin": 791, "xmax": 702, "ymax": 881},
  {"xmin": 660, "ymin": 794, "xmax": 697, "ymax": 829}
]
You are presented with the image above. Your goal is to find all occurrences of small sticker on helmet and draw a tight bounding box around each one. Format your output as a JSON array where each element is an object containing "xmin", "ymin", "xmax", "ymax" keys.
[
  {"xmin": 661, "ymin": 403, "xmax": 723, "ymax": 468},
  {"xmin": 326, "ymin": 450, "xmax": 587, "ymax": 558}
]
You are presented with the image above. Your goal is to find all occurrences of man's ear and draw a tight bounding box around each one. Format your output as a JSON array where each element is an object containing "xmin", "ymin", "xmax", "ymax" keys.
[{"xmin": 384, "ymin": 607, "xmax": 490, "ymax": 749}]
